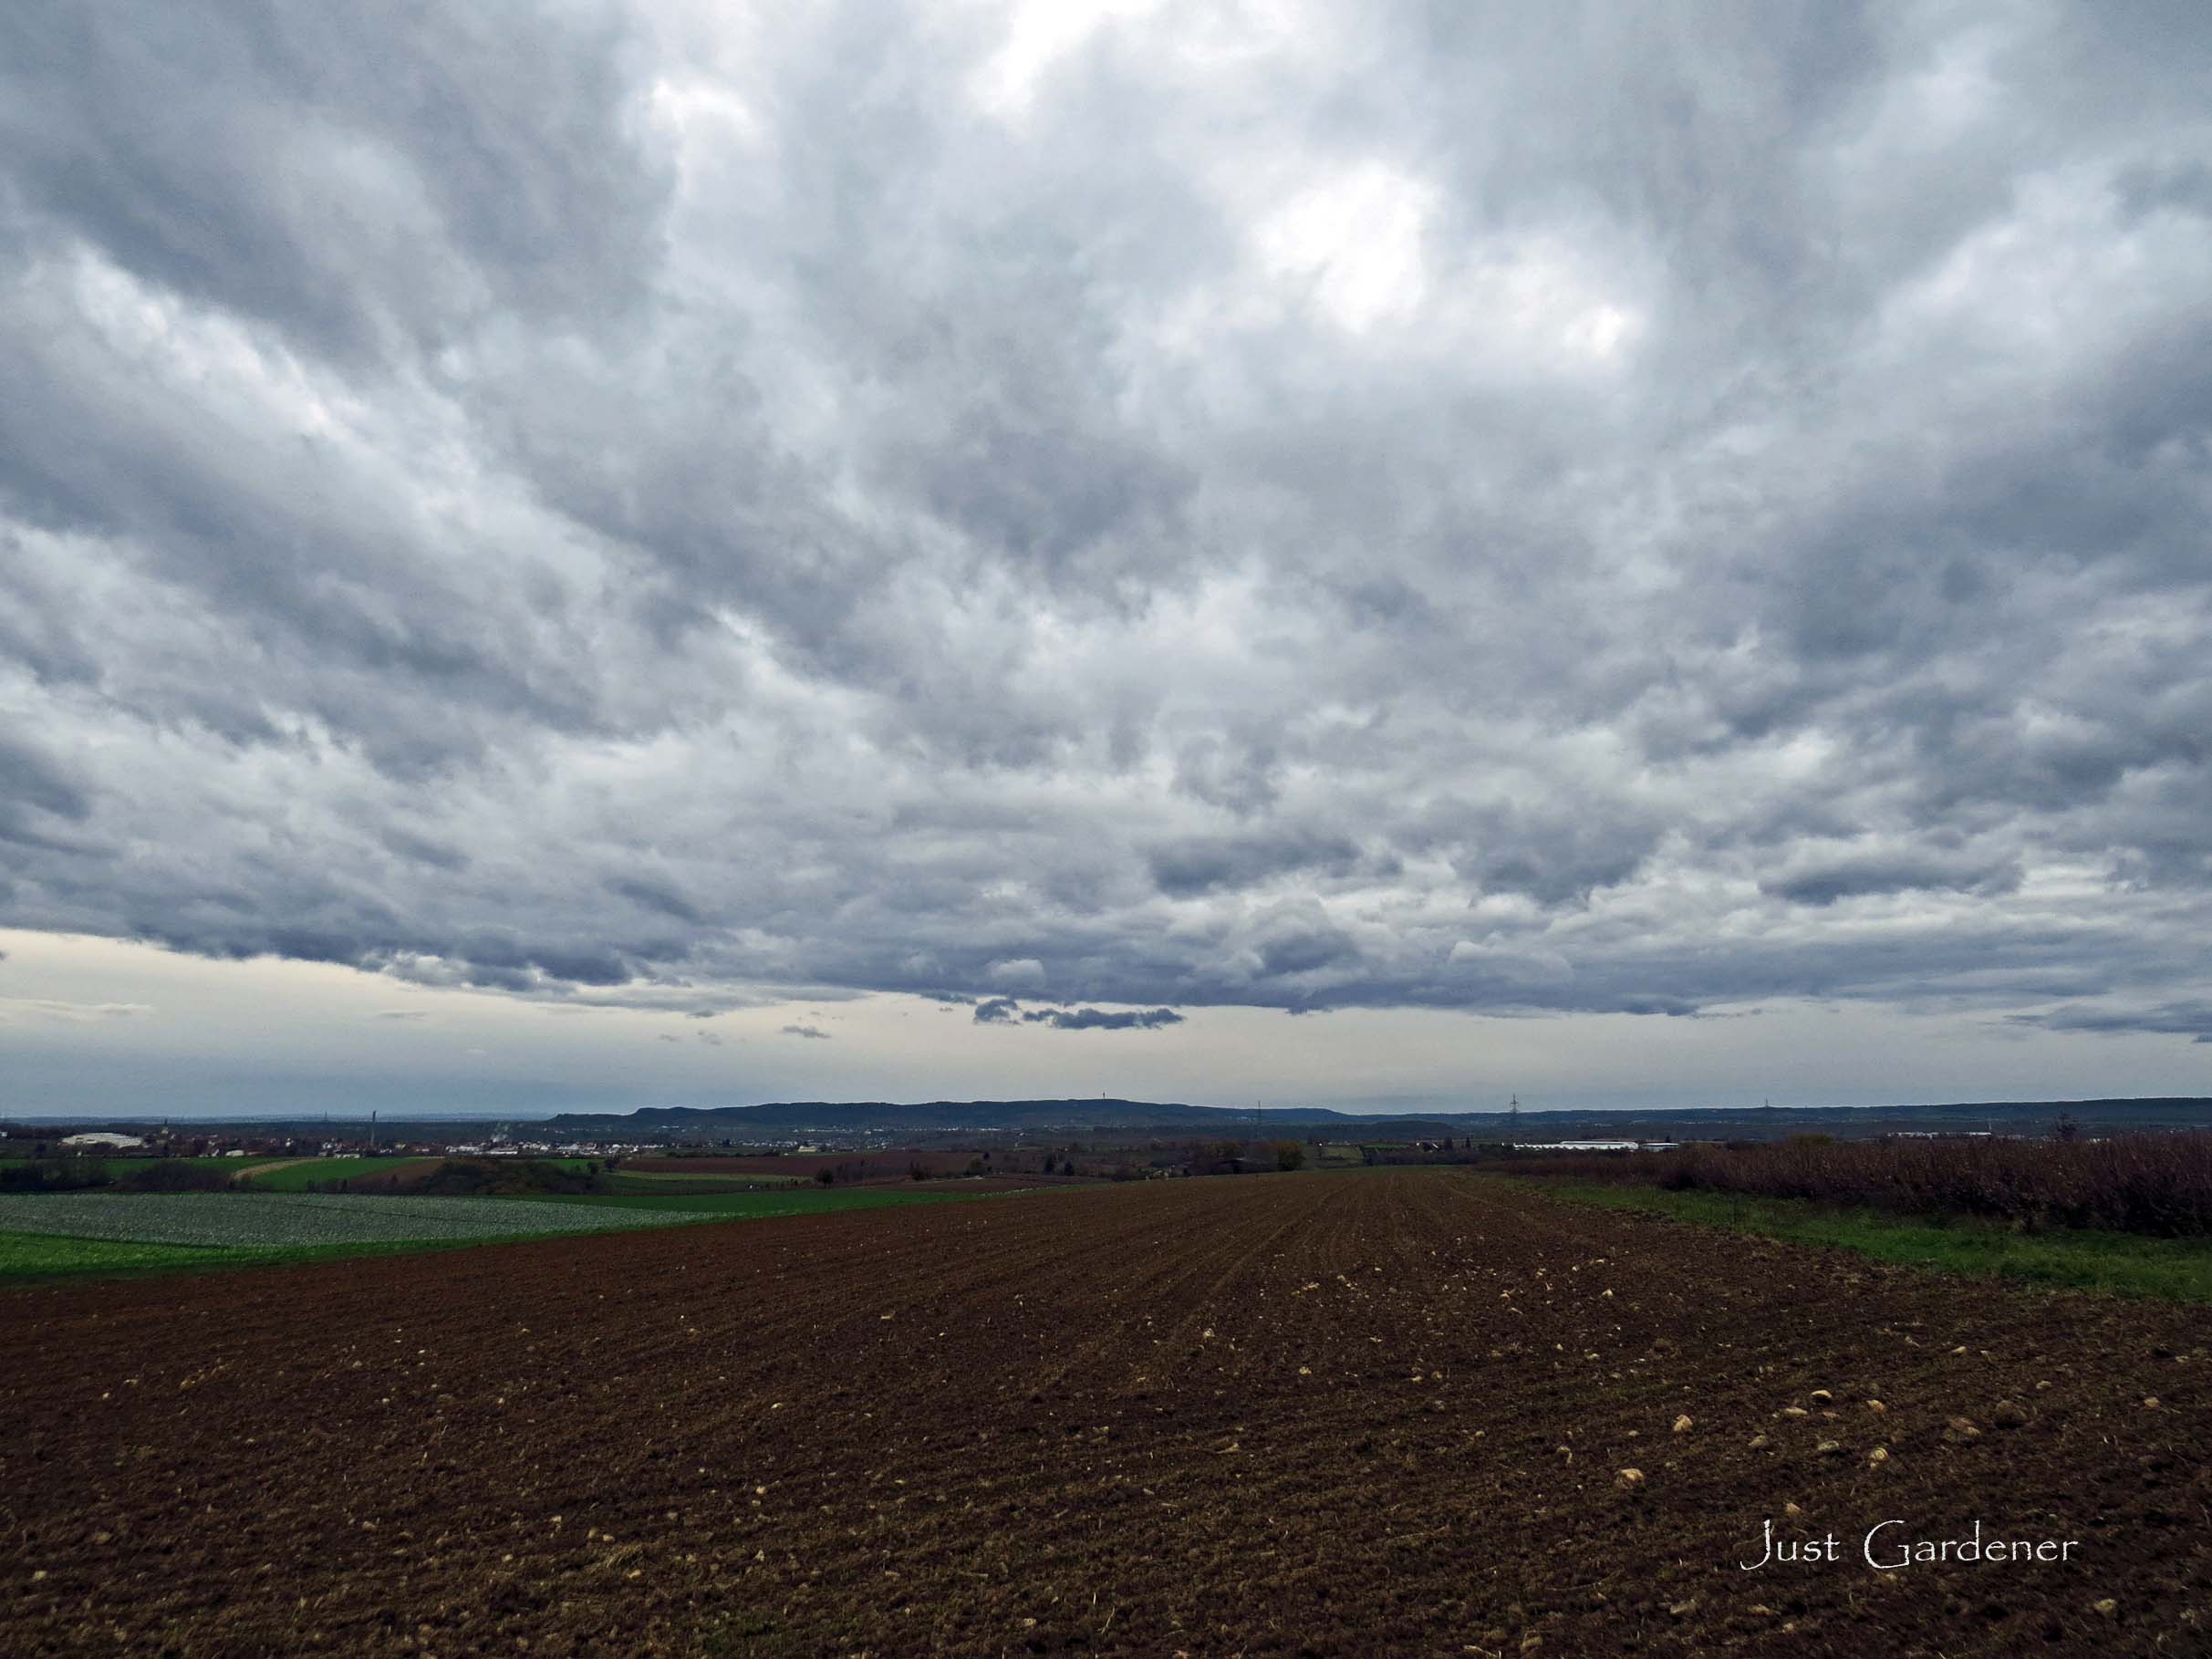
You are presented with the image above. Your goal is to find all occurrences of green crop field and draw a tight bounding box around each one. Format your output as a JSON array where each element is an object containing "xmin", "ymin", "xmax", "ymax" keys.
[
  {"xmin": 240, "ymin": 1155, "xmax": 611, "ymax": 1188},
  {"xmin": 1527, "ymin": 1179, "xmax": 2212, "ymax": 1303},
  {"xmin": 609, "ymin": 1168, "xmax": 809, "ymax": 1187},
  {"xmin": 238, "ymin": 1156, "xmax": 431, "ymax": 1188},
  {"xmin": 0, "ymin": 1156, "xmax": 243, "ymax": 1180},
  {"xmin": 0, "ymin": 1182, "xmax": 1024, "ymax": 1282},
  {"xmin": 0, "ymin": 1190, "xmax": 712, "ymax": 1250},
  {"xmin": 0, "ymin": 1229, "xmax": 249, "ymax": 1280}
]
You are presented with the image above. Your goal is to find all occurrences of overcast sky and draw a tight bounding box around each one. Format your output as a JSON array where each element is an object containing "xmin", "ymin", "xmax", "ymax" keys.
[{"xmin": 3, "ymin": 1, "xmax": 2209, "ymax": 1118}]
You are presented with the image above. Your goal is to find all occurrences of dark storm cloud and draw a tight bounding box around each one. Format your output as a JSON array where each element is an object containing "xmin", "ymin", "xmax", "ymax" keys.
[
  {"xmin": 2, "ymin": 2, "xmax": 2209, "ymax": 1042},
  {"xmin": 0, "ymin": 735, "xmax": 88, "ymax": 821},
  {"xmin": 607, "ymin": 877, "xmax": 706, "ymax": 925},
  {"xmin": 0, "ymin": 733, "xmax": 92, "ymax": 851},
  {"xmin": 1146, "ymin": 831, "xmax": 1362, "ymax": 898},
  {"xmin": 1021, "ymin": 1006, "xmax": 1185, "ymax": 1032},
  {"xmin": 0, "ymin": 1, "xmax": 670, "ymax": 359},
  {"xmin": 1764, "ymin": 852, "xmax": 2024, "ymax": 908}
]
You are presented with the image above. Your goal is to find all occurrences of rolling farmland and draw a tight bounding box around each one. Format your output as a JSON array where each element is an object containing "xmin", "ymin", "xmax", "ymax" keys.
[
  {"xmin": 235, "ymin": 1157, "xmax": 448, "ymax": 1190},
  {"xmin": 4, "ymin": 1172, "xmax": 2207, "ymax": 1655},
  {"xmin": 0, "ymin": 1187, "xmax": 991, "ymax": 1280},
  {"xmin": 0, "ymin": 1190, "xmax": 714, "ymax": 1249}
]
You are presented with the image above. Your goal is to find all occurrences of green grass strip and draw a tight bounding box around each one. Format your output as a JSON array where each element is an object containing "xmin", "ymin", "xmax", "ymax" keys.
[
  {"xmin": 1519, "ymin": 1178, "xmax": 2212, "ymax": 1303},
  {"xmin": 0, "ymin": 1229, "xmax": 257, "ymax": 1281},
  {"xmin": 609, "ymin": 1170, "xmax": 809, "ymax": 1190},
  {"xmin": 0, "ymin": 1185, "xmax": 1046, "ymax": 1286},
  {"xmin": 0, "ymin": 1226, "xmax": 719, "ymax": 1285}
]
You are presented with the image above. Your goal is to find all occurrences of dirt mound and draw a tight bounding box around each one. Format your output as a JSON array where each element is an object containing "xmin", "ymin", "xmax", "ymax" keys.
[{"xmin": 2, "ymin": 1175, "xmax": 2205, "ymax": 1654}]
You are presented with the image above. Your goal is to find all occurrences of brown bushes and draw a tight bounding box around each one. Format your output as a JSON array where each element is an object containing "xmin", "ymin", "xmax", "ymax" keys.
[
  {"xmin": 1518, "ymin": 1132, "xmax": 2212, "ymax": 1237},
  {"xmin": 408, "ymin": 1158, "xmax": 610, "ymax": 1197}
]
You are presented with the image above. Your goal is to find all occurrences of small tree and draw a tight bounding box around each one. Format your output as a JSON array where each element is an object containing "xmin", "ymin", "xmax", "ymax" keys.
[{"xmin": 1275, "ymin": 1141, "xmax": 1305, "ymax": 1172}]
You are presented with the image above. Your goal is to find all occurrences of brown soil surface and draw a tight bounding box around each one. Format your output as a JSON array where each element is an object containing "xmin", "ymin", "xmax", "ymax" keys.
[
  {"xmin": 628, "ymin": 1157, "xmax": 1096, "ymax": 1189},
  {"xmin": 2, "ymin": 1174, "xmax": 2207, "ymax": 1655},
  {"xmin": 908, "ymin": 1175, "xmax": 1096, "ymax": 1192},
  {"xmin": 322, "ymin": 1156, "xmax": 445, "ymax": 1192}
]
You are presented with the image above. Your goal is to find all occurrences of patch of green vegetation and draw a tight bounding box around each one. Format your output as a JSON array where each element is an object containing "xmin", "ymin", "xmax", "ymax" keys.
[
  {"xmin": 0, "ymin": 1184, "xmax": 1028, "ymax": 1285},
  {"xmin": 1524, "ymin": 1179, "xmax": 2212, "ymax": 1303},
  {"xmin": 2, "ymin": 1156, "xmax": 250, "ymax": 1195},
  {"xmin": 0, "ymin": 1229, "xmax": 254, "ymax": 1281},
  {"xmin": 0, "ymin": 1227, "xmax": 699, "ymax": 1285},
  {"xmin": 240, "ymin": 1156, "xmax": 422, "ymax": 1188},
  {"xmin": 0, "ymin": 1191, "xmax": 711, "ymax": 1248},
  {"xmin": 0, "ymin": 1156, "xmax": 240, "ymax": 1177},
  {"xmin": 244, "ymin": 1155, "xmax": 609, "ymax": 1189},
  {"xmin": 610, "ymin": 1169, "xmax": 809, "ymax": 1189}
]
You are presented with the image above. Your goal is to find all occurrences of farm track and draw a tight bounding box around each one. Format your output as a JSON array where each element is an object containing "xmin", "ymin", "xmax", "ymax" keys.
[
  {"xmin": 228, "ymin": 1158, "xmax": 311, "ymax": 1181},
  {"xmin": 1, "ymin": 1174, "xmax": 2207, "ymax": 1656}
]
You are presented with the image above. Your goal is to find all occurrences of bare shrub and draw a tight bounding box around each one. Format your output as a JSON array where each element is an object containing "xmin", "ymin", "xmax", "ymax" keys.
[{"xmin": 1516, "ymin": 1132, "xmax": 2212, "ymax": 1237}]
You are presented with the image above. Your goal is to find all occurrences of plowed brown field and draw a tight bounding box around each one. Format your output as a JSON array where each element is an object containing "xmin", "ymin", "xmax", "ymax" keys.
[{"xmin": 4, "ymin": 1173, "xmax": 2207, "ymax": 1656}]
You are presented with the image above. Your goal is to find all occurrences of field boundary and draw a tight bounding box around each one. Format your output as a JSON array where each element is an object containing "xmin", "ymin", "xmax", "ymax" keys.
[
  {"xmin": 0, "ymin": 1184, "xmax": 1027, "ymax": 1285},
  {"xmin": 1508, "ymin": 1175, "xmax": 2212, "ymax": 1302}
]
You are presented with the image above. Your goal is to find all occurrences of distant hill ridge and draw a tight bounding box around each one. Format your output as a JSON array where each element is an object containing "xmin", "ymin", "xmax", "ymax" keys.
[
  {"xmin": 547, "ymin": 1098, "xmax": 1414, "ymax": 1133},
  {"xmin": 30, "ymin": 1097, "xmax": 2212, "ymax": 1139},
  {"xmin": 544, "ymin": 1095, "xmax": 2212, "ymax": 1138}
]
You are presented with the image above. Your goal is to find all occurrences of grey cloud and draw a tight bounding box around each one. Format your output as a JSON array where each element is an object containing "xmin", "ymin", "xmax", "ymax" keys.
[
  {"xmin": 0, "ymin": 2, "xmax": 670, "ymax": 359},
  {"xmin": 1765, "ymin": 852, "xmax": 2024, "ymax": 908},
  {"xmin": 0, "ymin": 731, "xmax": 93, "ymax": 851},
  {"xmin": 0, "ymin": 734, "xmax": 89, "ymax": 821},
  {"xmin": 2019, "ymin": 1002, "xmax": 2212, "ymax": 1042},
  {"xmin": 2115, "ymin": 160, "xmax": 2212, "ymax": 223},
  {"xmin": 1147, "ymin": 831, "xmax": 1361, "ymax": 898},
  {"xmin": 780, "ymin": 1023, "xmax": 830, "ymax": 1040},
  {"xmin": 0, "ymin": 1, "xmax": 2207, "ymax": 1043},
  {"xmin": 1449, "ymin": 804, "xmax": 1663, "ymax": 908},
  {"xmin": 1250, "ymin": 910, "xmax": 1358, "ymax": 981},
  {"xmin": 0, "ymin": 998, "xmax": 152, "ymax": 1021},
  {"xmin": 987, "ymin": 959, "xmax": 1047, "ymax": 992},
  {"xmin": 1021, "ymin": 1006, "xmax": 1184, "ymax": 1032},
  {"xmin": 608, "ymin": 877, "xmax": 706, "ymax": 925},
  {"xmin": 380, "ymin": 830, "xmax": 471, "ymax": 873}
]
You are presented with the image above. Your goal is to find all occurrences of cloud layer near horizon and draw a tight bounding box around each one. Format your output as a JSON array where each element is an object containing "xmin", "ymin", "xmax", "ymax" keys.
[{"xmin": 3, "ymin": 2, "xmax": 2209, "ymax": 1044}]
